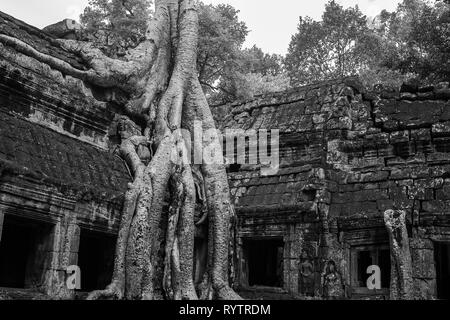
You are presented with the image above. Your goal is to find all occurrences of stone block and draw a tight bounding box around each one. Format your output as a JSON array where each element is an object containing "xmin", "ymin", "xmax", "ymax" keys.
[
  {"xmin": 408, "ymin": 187, "xmax": 434, "ymax": 200},
  {"xmin": 411, "ymin": 248, "xmax": 436, "ymax": 279},
  {"xmin": 68, "ymin": 224, "xmax": 80, "ymax": 253},
  {"xmin": 410, "ymin": 167, "xmax": 432, "ymax": 179},
  {"xmin": 417, "ymin": 91, "xmax": 435, "ymax": 100},
  {"xmin": 329, "ymin": 204, "xmax": 342, "ymax": 218},
  {"xmin": 353, "ymin": 189, "xmax": 389, "ymax": 202},
  {"xmin": 68, "ymin": 252, "xmax": 78, "ymax": 266},
  {"xmin": 436, "ymin": 188, "xmax": 450, "ymax": 200},
  {"xmin": 410, "ymin": 238, "xmax": 434, "ymax": 250},
  {"xmin": 375, "ymin": 100, "xmax": 443, "ymax": 130},
  {"xmin": 400, "ymin": 92, "xmax": 417, "ymax": 100},
  {"xmin": 340, "ymin": 201, "xmax": 378, "ymax": 217},
  {"xmin": 411, "ymin": 128, "xmax": 431, "ymax": 141},
  {"xmin": 376, "ymin": 199, "xmax": 395, "ymax": 212},
  {"xmin": 380, "ymin": 91, "xmax": 399, "ymax": 99},
  {"xmin": 360, "ymin": 171, "xmax": 389, "ymax": 183},
  {"xmin": 435, "ymin": 88, "xmax": 450, "ymax": 100},
  {"xmin": 422, "ymin": 200, "xmax": 450, "ymax": 214},
  {"xmin": 390, "ymin": 167, "xmax": 412, "ymax": 180},
  {"xmin": 413, "ymin": 278, "xmax": 436, "ymax": 300},
  {"xmin": 362, "ymin": 92, "xmax": 378, "ymax": 101}
]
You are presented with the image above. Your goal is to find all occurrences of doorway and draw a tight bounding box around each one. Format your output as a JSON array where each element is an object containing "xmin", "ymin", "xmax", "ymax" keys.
[
  {"xmin": 0, "ymin": 214, "xmax": 53, "ymax": 289},
  {"xmin": 351, "ymin": 244, "xmax": 391, "ymax": 289},
  {"xmin": 434, "ymin": 242, "xmax": 450, "ymax": 299},
  {"xmin": 77, "ymin": 229, "xmax": 116, "ymax": 292},
  {"xmin": 244, "ymin": 238, "xmax": 284, "ymax": 287}
]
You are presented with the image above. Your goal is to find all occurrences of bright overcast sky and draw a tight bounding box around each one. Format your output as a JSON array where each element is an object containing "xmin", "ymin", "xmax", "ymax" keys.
[{"xmin": 0, "ymin": 0, "xmax": 403, "ymax": 55}]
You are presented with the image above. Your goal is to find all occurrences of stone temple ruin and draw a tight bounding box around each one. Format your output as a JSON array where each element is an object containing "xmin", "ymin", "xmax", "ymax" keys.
[{"xmin": 0, "ymin": 11, "xmax": 450, "ymax": 300}]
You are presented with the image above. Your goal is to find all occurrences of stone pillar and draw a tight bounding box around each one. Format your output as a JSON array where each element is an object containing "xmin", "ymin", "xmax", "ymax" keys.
[
  {"xmin": 236, "ymin": 237, "xmax": 249, "ymax": 288},
  {"xmin": 410, "ymin": 238, "xmax": 436, "ymax": 299},
  {"xmin": 384, "ymin": 209, "xmax": 414, "ymax": 300},
  {"xmin": 282, "ymin": 236, "xmax": 291, "ymax": 292},
  {"xmin": 283, "ymin": 225, "xmax": 303, "ymax": 295},
  {"xmin": 42, "ymin": 217, "xmax": 80, "ymax": 299}
]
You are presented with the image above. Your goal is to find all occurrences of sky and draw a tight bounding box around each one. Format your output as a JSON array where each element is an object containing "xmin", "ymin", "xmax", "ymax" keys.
[{"xmin": 0, "ymin": 0, "xmax": 403, "ymax": 55}]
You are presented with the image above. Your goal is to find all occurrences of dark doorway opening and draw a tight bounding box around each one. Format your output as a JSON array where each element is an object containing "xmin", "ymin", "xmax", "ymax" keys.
[
  {"xmin": 357, "ymin": 250, "xmax": 372, "ymax": 287},
  {"xmin": 0, "ymin": 215, "xmax": 53, "ymax": 289},
  {"xmin": 77, "ymin": 229, "xmax": 116, "ymax": 292},
  {"xmin": 378, "ymin": 248, "xmax": 391, "ymax": 288},
  {"xmin": 244, "ymin": 238, "xmax": 284, "ymax": 287},
  {"xmin": 434, "ymin": 242, "xmax": 450, "ymax": 299},
  {"xmin": 353, "ymin": 245, "xmax": 391, "ymax": 288}
]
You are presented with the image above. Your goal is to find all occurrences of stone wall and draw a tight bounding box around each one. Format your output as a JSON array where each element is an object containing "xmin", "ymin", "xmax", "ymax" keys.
[
  {"xmin": 0, "ymin": 11, "xmax": 130, "ymax": 298},
  {"xmin": 328, "ymin": 82, "xmax": 450, "ymax": 299},
  {"xmin": 214, "ymin": 78, "xmax": 450, "ymax": 299},
  {"xmin": 1, "ymin": 10, "xmax": 450, "ymax": 300}
]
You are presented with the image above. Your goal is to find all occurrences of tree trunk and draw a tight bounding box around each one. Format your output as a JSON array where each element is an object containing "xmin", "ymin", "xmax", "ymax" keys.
[
  {"xmin": 0, "ymin": 0, "xmax": 241, "ymax": 300},
  {"xmin": 85, "ymin": 0, "xmax": 241, "ymax": 301},
  {"xmin": 384, "ymin": 209, "xmax": 414, "ymax": 300}
]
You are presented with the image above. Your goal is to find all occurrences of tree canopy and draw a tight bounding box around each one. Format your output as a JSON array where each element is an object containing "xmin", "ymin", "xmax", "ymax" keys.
[
  {"xmin": 80, "ymin": 0, "xmax": 449, "ymax": 97},
  {"xmin": 286, "ymin": 0, "xmax": 450, "ymax": 88},
  {"xmin": 285, "ymin": 0, "xmax": 370, "ymax": 86},
  {"xmin": 370, "ymin": 0, "xmax": 450, "ymax": 83},
  {"xmin": 80, "ymin": 0, "xmax": 153, "ymax": 57},
  {"xmin": 80, "ymin": 0, "xmax": 286, "ymax": 104}
]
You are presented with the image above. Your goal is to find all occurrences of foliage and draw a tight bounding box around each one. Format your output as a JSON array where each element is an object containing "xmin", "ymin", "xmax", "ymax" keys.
[
  {"xmin": 80, "ymin": 1, "xmax": 288, "ymax": 104},
  {"xmin": 370, "ymin": 0, "xmax": 450, "ymax": 83},
  {"xmin": 285, "ymin": 0, "xmax": 371, "ymax": 86},
  {"xmin": 196, "ymin": 2, "xmax": 248, "ymax": 103},
  {"xmin": 238, "ymin": 72, "xmax": 291, "ymax": 99},
  {"xmin": 80, "ymin": 0, "xmax": 153, "ymax": 57},
  {"xmin": 204, "ymin": 44, "xmax": 287, "ymax": 104},
  {"xmin": 197, "ymin": 6, "xmax": 286, "ymax": 104},
  {"xmin": 286, "ymin": 0, "xmax": 449, "ymax": 88}
]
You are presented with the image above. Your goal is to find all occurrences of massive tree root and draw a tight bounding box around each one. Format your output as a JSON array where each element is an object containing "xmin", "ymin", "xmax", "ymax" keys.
[
  {"xmin": 384, "ymin": 209, "xmax": 414, "ymax": 300},
  {"xmin": 0, "ymin": 0, "xmax": 240, "ymax": 300},
  {"xmin": 85, "ymin": 0, "xmax": 240, "ymax": 300}
]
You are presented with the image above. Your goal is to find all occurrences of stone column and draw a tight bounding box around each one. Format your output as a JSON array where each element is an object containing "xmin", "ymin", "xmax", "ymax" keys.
[
  {"xmin": 42, "ymin": 217, "xmax": 80, "ymax": 299},
  {"xmin": 236, "ymin": 237, "xmax": 249, "ymax": 288},
  {"xmin": 284, "ymin": 225, "xmax": 303, "ymax": 295},
  {"xmin": 410, "ymin": 238, "xmax": 436, "ymax": 299},
  {"xmin": 384, "ymin": 209, "xmax": 414, "ymax": 300}
]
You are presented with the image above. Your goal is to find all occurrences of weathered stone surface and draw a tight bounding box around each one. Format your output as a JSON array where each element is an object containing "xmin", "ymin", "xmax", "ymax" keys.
[
  {"xmin": 0, "ymin": 11, "xmax": 85, "ymax": 68},
  {"xmin": 219, "ymin": 74, "xmax": 450, "ymax": 300},
  {"xmin": 0, "ymin": 111, "xmax": 130, "ymax": 199},
  {"xmin": 1, "ymin": 12, "xmax": 450, "ymax": 300}
]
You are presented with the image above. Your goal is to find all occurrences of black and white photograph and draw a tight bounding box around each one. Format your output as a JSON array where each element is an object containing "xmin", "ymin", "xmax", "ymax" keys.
[{"xmin": 0, "ymin": 0, "xmax": 449, "ymax": 311}]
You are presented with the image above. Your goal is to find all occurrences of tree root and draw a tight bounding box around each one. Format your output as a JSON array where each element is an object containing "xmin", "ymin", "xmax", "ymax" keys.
[
  {"xmin": 384, "ymin": 209, "xmax": 414, "ymax": 300},
  {"xmin": 1, "ymin": 0, "xmax": 243, "ymax": 301},
  {"xmin": 86, "ymin": 280, "xmax": 125, "ymax": 300}
]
